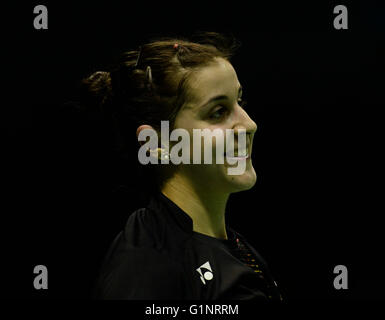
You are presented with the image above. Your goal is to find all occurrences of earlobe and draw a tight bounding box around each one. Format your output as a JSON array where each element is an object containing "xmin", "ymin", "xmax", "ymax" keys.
[
  {"xmin": 149, "ymin": 147, "xmax": 169, "ymax": 161},
  {"xmin": 136, "ymin": 124, "xmax": 155, "ymax": 144}
]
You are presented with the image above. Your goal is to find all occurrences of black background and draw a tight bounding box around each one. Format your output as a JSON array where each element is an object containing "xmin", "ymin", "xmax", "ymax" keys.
[{"xmin": 1, "ymin": 1, "xmax": 384, "ymax": 300}]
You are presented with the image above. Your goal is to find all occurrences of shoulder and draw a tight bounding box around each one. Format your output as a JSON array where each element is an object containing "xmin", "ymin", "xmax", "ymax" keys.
[
  {"xmin": 121, "ymin": 206, "xmax": 179, "ymax": 250},
  {"xmin": 123, "ymin": 207, "xmax": 161, "ymax": 247},
  {"xmin": 94, "ymin": 207, "xmax": 189, "ymax": 299}
]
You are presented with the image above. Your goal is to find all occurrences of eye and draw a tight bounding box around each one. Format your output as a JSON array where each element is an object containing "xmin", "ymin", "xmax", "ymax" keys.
[
  {"xmin": 238, "ymin": 98, "xmax": 248, "ymax": 109},
  {"xmin": 209, "ymin": 106, "xmax": 228, "ymax": 120}
]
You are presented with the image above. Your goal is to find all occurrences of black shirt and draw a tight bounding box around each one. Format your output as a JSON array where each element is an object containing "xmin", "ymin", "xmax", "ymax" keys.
[{"xmin": 94, "ymin": 191, "xmax": 283, "ymax": 300}]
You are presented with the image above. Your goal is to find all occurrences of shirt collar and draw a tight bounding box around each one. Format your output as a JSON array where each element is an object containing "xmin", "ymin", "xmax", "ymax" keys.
[
  {"xmin": 147, "ymin": 191, "xmax": 194, "ymax": 234},
  {"xmin": 147, "ymin": 191, "xmax": 238, "ymax": 245}
]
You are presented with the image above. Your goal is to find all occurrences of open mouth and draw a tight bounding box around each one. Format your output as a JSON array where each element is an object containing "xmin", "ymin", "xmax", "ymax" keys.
[
  {"xmin": 224, "ymin": 146, "xmax": 250, "ymax": 159},
  {"xmin": 223, "ymin": 135, "xmax": 252, "ymax": 161},
  {"xmin": 225, "ymin": 154, "xmax": 249, "ymax": 160}
]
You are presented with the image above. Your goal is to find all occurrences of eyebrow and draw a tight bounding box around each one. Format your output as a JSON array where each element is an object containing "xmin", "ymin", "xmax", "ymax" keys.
[{"xmin": 199, "ymin": 85, "xmax": 243, "ymax": 110}]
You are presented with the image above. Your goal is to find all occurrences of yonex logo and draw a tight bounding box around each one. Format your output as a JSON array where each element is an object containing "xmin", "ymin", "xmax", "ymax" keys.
[{"xmin": 196, "ymin": 261, "xmax": 214, "ymax": 285}]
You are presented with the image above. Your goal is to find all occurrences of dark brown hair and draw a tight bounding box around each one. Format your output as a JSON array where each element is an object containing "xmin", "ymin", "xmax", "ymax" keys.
[{"xmin": 79, "ymin": 31, "xmax": 241, "ymax": 197}]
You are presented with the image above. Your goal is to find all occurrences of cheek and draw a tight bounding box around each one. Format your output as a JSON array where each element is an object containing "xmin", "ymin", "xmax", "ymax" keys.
[{"xmin": 173, "ymin": 112, "xmax": 230, "ymax": 159}]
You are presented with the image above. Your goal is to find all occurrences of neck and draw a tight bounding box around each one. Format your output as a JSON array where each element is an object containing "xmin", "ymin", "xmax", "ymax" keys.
[{"xmin": 161, "ymin": 173, "xmax": 230, "ymax": 240}]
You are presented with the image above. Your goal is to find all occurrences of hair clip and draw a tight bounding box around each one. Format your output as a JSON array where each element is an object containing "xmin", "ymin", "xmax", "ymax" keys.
[
  {"xmin": 134, "ymin": 46, "xmax": 142, "ymax": 68},
  {"xmin": 145, "ymin": 65, "xmax": 153, "ymax": 90}
]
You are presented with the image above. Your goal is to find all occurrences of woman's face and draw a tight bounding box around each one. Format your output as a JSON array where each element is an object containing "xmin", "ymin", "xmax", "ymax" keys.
[{"xmin": 172, "ymin": 57, "xmax": 258, "ymax": 194}]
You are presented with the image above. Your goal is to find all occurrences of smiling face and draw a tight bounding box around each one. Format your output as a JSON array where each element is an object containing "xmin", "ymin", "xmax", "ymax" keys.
[{"xmin": 171, "ymin": 57, "xmax": 258, "ymax": 194}]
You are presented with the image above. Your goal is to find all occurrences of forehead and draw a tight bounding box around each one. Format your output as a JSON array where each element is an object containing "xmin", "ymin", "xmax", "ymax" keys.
[{"xmin": 184, "ymin": 57, "xmax": 240, "ymax": 104}]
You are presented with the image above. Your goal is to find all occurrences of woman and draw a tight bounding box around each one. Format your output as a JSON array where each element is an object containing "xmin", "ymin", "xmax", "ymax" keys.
[{"xmin": 84, "ymin": 32, "xmax": 282, "ymax": 300}]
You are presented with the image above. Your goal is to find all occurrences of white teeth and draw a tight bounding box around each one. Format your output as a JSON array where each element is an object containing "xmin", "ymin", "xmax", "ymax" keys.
[
  {"xmin": 225, "ymin": 147, "xmax": 249, "ymax": 157},
  {"xmin": 229, "ymin": 154, "xmax": 248, "ymax": 158}
]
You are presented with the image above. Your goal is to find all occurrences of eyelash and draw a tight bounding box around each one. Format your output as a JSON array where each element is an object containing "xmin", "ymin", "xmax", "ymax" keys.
[
  {"xmin": 209, "ymin": 107, "xmax": 227, "ymax": 120},
  {"xmin": 209, "ymin": 99, "xmax": 248, "ymax": 120}
]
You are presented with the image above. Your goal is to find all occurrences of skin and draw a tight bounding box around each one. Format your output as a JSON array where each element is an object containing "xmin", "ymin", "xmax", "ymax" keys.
[{"xmin": 137, "ymin": 57, "xmax": 257, "ymax": 240}]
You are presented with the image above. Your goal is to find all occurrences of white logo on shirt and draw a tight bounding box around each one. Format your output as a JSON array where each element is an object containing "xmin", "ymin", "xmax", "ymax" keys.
[{"xmin": 196, "ymin": 261, "xmax": 214, "ymax": 285}]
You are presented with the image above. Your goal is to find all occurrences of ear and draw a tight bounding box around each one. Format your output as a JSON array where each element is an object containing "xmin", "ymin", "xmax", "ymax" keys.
[{"xmin": 136, "ymin": 124, "xmax": 155, "ymax": 146}]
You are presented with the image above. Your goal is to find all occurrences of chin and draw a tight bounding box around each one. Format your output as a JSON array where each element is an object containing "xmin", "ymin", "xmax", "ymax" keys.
[{"xmin": 225, "ymin": 167, "xmax": 257, "ymax": 193}]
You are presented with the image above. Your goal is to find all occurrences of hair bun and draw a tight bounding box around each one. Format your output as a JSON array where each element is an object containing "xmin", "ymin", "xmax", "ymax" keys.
[{"xmin": 80, "ymin": 71, "xmax": 113, "ymax": 112}]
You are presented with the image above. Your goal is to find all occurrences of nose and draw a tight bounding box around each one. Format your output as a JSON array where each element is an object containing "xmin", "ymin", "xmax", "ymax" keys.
[{"xmin": 233, "ymin": 105, "xmax": 258, "ymax": 137}]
